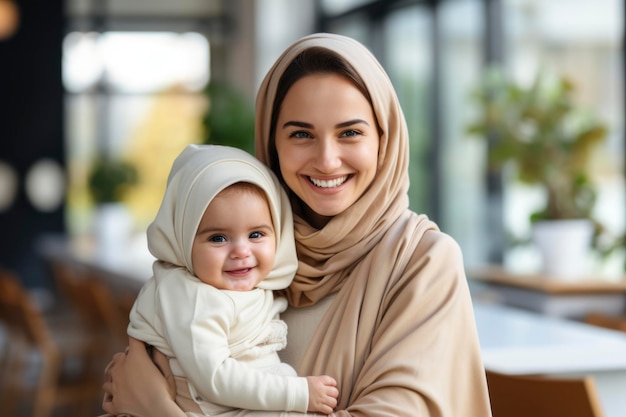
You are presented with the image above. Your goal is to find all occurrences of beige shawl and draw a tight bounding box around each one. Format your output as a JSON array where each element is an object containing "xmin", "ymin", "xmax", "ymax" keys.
[{"xmin": 255, "ymin": 33, "xmax": 491, "ymax": 416}]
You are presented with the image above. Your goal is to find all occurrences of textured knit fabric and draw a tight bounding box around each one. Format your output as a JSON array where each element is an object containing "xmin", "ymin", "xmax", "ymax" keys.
[
  {"xmin": 128, "ymin": 144, "xmax": 309, "ymax": 415},
  {"xmin": 255, "ymin": 33, "xmax": 492, "ymax": 417}
]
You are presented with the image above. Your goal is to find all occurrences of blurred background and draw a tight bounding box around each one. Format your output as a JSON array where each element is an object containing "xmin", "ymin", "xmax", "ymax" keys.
[
  {"xmin": 0, "ymin": 0, "xmax": 625, "ymax": 415},
  {"xmin": 0, "ymin": 0, "xmax": 624, "ymax": 291}
]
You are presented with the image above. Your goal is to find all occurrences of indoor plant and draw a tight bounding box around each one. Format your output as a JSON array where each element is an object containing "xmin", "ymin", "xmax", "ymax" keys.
[
  {"xmin": 466, "ymin": 69, "xmax": 609, "ymax": 279},
  {"xmin": 202, "ymin": 81, "xmax": 255, "ymax": 154},
  {"xmin": 87, "ymin": 156, "xmax": 138, "ymax": 204},
  {"xmin": 87, "ymin": 156, "xmax": 138, "ymax": 263}
]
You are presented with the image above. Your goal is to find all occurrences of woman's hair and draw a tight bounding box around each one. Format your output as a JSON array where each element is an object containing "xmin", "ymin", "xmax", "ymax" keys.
[{"xmin": 267, "ymin": 47, "xmax": 372, "ymax": 179}]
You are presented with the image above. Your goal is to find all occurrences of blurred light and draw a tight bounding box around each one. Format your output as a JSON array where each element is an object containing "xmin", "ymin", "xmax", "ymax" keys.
[
  {"xmin": 25, "ymin": 159, "xmax": 66, "ymax": 212},
  {"xmin": 63, "ymin": 32, "xmax": 103, "ymax": 92},
  {"xmin": 0, "ymin": 0, "xmax": 18, "ymax": 40},
  {"xmin": 63, "ymin": 31, "xmax": 210, "ymax": 93}
]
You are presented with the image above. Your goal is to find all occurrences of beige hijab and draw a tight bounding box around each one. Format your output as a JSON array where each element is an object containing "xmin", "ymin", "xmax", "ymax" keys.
[
  {"xmin": 255, "ymin": 33, "xmax": 428, "ymax": 306},
  {"xmin": 147, "ymin": 144, "xmax": 297, "ymax": 291},
  {"xmin": 255, "ymin": 34, "xmax": 492, "ymax": 416}
]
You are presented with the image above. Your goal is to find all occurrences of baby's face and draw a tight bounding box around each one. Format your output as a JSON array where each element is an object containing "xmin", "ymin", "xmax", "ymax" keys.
[{"xmin": 191, "ymin": 187, "xmax": 276, "ymax": 291}]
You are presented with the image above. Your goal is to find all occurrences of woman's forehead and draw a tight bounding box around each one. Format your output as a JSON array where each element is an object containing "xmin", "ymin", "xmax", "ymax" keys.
[{"xmin": 279, "ymin": 73, "xmax": 375, "ymax": 120}]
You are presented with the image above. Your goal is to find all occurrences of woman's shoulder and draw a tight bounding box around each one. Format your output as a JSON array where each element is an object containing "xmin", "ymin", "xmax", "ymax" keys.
[
  {"xmin": 379, "ymin": 212, "xmax": 465, "ymax": 290},
  {"xmin": 420, "ymin": 227, "xmax": 462, "ymax": 255},
  {"xmin": 402, "ymin": 216, "xmax": 467, "ymax": 287},
  {"xmin": 395, "ymin": 211, "xmax": 462, "ymax": 256}
]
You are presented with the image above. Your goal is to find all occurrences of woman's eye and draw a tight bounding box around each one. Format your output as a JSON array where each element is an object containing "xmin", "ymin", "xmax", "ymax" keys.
[
  {"xmin": 209, "ymin": 235, "xmax": 227, "ymax": 243},
  {"xmin": 341, "ymin": 129, "xmax": 361, "ymax": 137},
  {"xmin": 249, "ymin": 231, "xmax": 263, "ymax": 239},
  {"xmin": 290, "ymin": 130, "xmax": 312, "ymax": 139}
]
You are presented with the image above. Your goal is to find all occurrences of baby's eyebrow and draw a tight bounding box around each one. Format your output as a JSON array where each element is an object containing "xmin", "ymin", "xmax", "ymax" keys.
[
  {"xmin": 252, "ymin": 223, "xmax": 274, "ymax": 232},
  {"xmin": 196, "ymin": 226, "xmax": 222, "ymax": 236}
]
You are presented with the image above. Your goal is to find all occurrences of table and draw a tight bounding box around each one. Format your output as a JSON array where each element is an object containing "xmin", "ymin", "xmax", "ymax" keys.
[
  {"xmin": 38, "ymin": 236, "xmax": 626, "ymax": 416},
  {"xmin": 475, "ymin": 301, "xmax": 626, "ymax": 417},
  {"xmin": 469, "ymin": 265, "xmax": 626, "ymax": 319},
  {"xmin": 37, "ymin": 233, "xmax": 153, "ymax": 293}
]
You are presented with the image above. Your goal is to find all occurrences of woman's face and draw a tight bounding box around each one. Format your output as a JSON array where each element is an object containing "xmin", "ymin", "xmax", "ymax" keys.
[{"xmin": 274, "ymin": 73, "xmax": 379, "ymax": 228}]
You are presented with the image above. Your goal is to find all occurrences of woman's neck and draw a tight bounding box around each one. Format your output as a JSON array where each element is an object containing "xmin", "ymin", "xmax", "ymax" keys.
[{"xmin": 299, "ymin": 201, "xmax": 332, "ymax": 229}]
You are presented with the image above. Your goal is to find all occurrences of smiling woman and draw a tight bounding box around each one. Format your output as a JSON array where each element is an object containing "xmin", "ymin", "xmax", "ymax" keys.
[{"xmin": 274, "ymin": 72, "xmax": 380, "ymax": 228}]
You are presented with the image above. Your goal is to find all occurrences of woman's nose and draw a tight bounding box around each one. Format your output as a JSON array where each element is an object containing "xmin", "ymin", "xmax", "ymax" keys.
[{"xmin": 312, "ymin": 139, "xmax": 342, "ymax": 173}]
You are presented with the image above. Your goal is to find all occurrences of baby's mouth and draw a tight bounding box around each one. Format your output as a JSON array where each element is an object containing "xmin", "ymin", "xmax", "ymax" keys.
[{"xmin": 227, "ymin": 268, "xmax": 252, "ymax": 275}]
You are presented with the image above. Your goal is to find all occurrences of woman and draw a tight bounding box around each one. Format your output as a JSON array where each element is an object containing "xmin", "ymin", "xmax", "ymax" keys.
[{"xmin": 102, "ymin": 33, "xmax": 492, "ymax": 417}]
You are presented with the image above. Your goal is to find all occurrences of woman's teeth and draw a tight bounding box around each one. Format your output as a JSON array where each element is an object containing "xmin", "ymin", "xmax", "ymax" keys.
[{"xmin": 309, "ymin": 176, "xmax": 348, "ymax": 188}]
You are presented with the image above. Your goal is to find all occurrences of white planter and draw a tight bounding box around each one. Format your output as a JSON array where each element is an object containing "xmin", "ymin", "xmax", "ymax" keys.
[
  {"xmin": 531, "ymin": 219, "xmax": 594, "ymax": 281},
  {"xmin": 94, "ymin": 203, "xmax": 133, "ymax": 265}
]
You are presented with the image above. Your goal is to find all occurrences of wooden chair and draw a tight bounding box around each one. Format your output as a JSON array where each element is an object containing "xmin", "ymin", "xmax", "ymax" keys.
[
  {"xmin": 0, "ymin": 267, "xmax": 104, "ymax": 417},
  {"xmin": 49, "ymin": 260, "xmax": 132, "ymax": 351},
  {"xmin": 486, "ymin": 370, "xmax": 604, "ymax": 417},
  {"xmin": 584, "ymin": 312, "xmax": 626, "ymax": 333}
]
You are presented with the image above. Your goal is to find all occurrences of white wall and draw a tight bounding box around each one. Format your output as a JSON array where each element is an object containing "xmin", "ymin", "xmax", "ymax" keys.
[{"xmin": 253, "ymin": 0, "xmax": 316, "ymax": 92}]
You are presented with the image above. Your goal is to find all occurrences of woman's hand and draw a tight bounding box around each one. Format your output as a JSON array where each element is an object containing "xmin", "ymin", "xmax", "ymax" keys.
[{"xmin": 102, "ymin": 337, "xmax": 183, "ymax": 417}]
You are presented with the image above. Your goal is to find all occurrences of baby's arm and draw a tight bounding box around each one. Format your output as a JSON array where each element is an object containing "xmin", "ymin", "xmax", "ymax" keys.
[{"xmin": 306, "ymin": 375, "xmax": 338, "ymax": 415}]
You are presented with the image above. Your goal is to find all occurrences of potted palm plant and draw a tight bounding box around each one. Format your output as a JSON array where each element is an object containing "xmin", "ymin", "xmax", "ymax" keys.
[{"xmin": 466, "ymin": 69, "xmax": 609, "ymax": 280}]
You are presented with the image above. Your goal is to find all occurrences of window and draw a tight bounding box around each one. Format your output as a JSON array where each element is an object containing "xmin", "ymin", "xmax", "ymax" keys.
[
  {"xmin": 319, "ymin": 0, "xmax": 486, "ymax": 266},
  {"xmin": 317, "ymin": 0, "xmax": 625, "ymax": 273},
  {"xmin": 500, "ymin": 0, "xmax": 624, "ymax": 276},
  {"xmin": 63, "ymin": 31, "xmax": 210, "ymax": 234}
]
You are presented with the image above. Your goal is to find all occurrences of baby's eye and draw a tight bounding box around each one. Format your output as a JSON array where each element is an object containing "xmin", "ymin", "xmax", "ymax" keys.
[
  {"xmin": 209, "ymin": 235, "xmax": 227, "ymax": 243},
  {"xmin": 249, "ymin": 231, "xmax": 263, "ymax": 239}
]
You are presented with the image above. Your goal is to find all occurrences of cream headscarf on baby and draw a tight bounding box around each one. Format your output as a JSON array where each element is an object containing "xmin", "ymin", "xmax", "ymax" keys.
[{"xmin": 147, "ymin": 144, "xmax": 297, "ymax": 290}]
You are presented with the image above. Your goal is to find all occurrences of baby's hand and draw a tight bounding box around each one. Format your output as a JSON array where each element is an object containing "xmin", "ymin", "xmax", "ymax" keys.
[{"xmin": 306, "ymin": 375, "xmax": 338, "ymax": 415}]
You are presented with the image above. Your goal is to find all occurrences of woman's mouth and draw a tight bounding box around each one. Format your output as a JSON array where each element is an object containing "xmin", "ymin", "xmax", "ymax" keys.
[{"xmin": 308, "ymin": 175, "xmax": 349, "ymax": 188}]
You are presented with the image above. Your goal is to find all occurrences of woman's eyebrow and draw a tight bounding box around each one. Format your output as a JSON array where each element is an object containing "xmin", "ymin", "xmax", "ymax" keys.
[
  {"xmin": 336, "ymin": 119, "xmax": 369, "ymax": 128},
  {"xmin": 282, "ymin": 121, "xmax": 313, "ymax": 129},
  {"xmin": 282, "ymin": 119, "xmax": 370, "ymax": 129}
]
